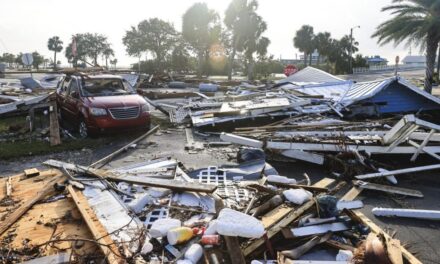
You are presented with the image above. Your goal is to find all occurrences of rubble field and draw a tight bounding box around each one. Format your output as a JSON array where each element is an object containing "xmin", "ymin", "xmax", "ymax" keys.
[{"xmin": 1, "ymin": 67, "xmax": 440, "ymax": 264}]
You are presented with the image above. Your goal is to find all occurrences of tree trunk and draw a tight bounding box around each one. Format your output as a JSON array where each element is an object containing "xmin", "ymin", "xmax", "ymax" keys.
[
  {"xmin": 247, "ymin": 56, "xmax": 254, "ymax": 81},
  {"xmin": 105, "ymin": 57, "xmax": 108, "ymax": 69},
  {"xmin": 228, "ymin": 46, "xmax": 237, "ymax": 81},
  {"xmin": 316, "ymin": 54, "xmax": 320, "ymax": 66},
  {"xmin": 424, "ymin": 35, "xmax": 438, "ymax": 94},
  {"xmin": 53, "ymin": 52, "xmax": 57, "ymax": 70},
  {"xmin": 197, "ymin": 51, "xmax": 204, "ymax": 78},
  {"xmin": 304, "ymin": 52, "xmax": 307, "ymax": 66},
  {"xmin": 309, "ymin": 53, "xmax": 312, "ymax": 66}
]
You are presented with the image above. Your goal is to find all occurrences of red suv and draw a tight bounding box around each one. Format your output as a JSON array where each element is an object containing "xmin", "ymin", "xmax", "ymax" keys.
[{"xmin": 56, "ymin": 74, "xmax": 150, "ymax": 138}]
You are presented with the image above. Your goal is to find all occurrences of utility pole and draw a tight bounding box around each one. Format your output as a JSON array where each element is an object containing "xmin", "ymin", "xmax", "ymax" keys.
[{"xmin": 349, "ymin": 25, "xmax": 360, "ymax": 74}]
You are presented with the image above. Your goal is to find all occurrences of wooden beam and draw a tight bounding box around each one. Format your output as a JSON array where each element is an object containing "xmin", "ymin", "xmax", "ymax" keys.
[
  {"xmin": 224, "ymin": 236, "xmax": 246, "ymax": 264},
  {"xmin": 5, "ymin": 177, "xmax": 12, "ymax": 197},
  {"xmin": 67, "ymin": 186, "xmax": 125, "ymax": 263},
  {"xmin": 0, "ymin": 173, "xmax": 65, "ymax": 236},
  {"xmin": 343, "ymin": 189, "xmax": 422, "ymax": 264},
  {"xmin": 49, "ymin": 102, "xmax": 61, "ymax": 146},
  {"xmin": 44, "ymin": 159, "xmax": 217, "ymax": 193},
  {"xmin": 356, "ymin": 163, "xmax": 440, "ymax": 180},
  {"xmin": 243, "ymin": 178, "xmax": 335, "ymax": 257},
  {"xmin": 90, "ymin": 125, "xmax": 159, "ymax": 168},
  {"xmin": 340, "ymin": 186, "xmax": 362, "ymax": 201},
  {"xmin": 354, "ymin": 181, "xmax": 423, "ymax": 198}
]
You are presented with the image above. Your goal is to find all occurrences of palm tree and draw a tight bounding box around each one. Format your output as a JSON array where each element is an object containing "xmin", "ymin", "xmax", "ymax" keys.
[
  {"xmin": 103, "ymin": 47, "xmax": 114, "ymax": 69},
  {"xmin": 372, "ymin": 0, "xmax": 440, "ymax": 93},
  {"xmin": 293, "ymin": 25, "xmax": 315, "ymax": 67},
  {"xmin": 47, "ymin": 36, "xmax": 63, "ymax": 69},
  {"xmin": 314, "ymin": 32, "xmax": 332, "ymax": 66},
  {"xmin": 182, "ymin": 3, "xmax": 219, "ymax": 78}
]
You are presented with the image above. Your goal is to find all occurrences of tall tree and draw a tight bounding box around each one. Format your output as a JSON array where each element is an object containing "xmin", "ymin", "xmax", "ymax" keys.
[
  {"xmin": 47, "ymin": 36, "xmax": 63, "ymax": 69},
  {"xmin": 31, "ymin": 52, "xmax": 44, "ymax": 69},
  {"xmin": 314, "ymin": 32, "xmax": 332, "ymax": 65},
  {"xmin": 182, "ymin": 2, "xmax": 219, "ymax": 77},
  {"xmin": 123, "ymin": 18, "xmax": 178, "ymax": 71},
  {"xmin": 372, "ymin": 0, "xmax": 440, "ymax": 93},
  {"xmin": 1, "ymin": 53, "xmax": 15, "ymax": 67},
  {"xmin": 65, "ymin": 33, "xmax": 111, "ymax": 66},
  {"xmin": 224, "ymin": 0, "xmax": 259, "ymax": 80},
  {"xmin": 293, "ymin": 25, "xmax": 315, "ymax": 66},
  {"xmin": 103, "ymin": 47, "xmax": 114, "ymax": 69}
]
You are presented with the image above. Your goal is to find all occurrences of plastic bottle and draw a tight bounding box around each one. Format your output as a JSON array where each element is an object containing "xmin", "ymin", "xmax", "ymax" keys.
[
  {"xmin": 184, "ymin": 243, "xmax": 203, "ymax": 263},
  {"xmin": 167, "ymin": 227, "xmax": 195, "ymax": 245}
]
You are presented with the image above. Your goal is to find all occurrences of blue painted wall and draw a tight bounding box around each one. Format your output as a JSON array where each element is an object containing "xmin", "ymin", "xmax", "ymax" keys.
[{"xmin": 359, "ymin": 81, "xmax": 440, "ymax": 114}]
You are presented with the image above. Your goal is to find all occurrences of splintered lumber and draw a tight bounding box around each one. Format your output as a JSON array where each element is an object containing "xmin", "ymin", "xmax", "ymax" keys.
[
  {"xmin": 67, "ymin": 186, "xmax": 125, "ymax": 264},
  {"xmin": 49, "ymin": 102, "xmax": 61, "ymax": 146},
  {"xmin": 343, "ymin": 193, "xmax": 421, "ymax": 264},
  {"xmin": 281, "ymin": 233, "xmax": 331, "ymax": 259},
  {"xmin": 354, "ymin": 180, "xmax": 423, "ymax": 198},
  {"xmin": 90, "ymin": 125, "xmax": 159, "ymax": 168},
  {"xmin": 243, "ymin": 178, "xmax": 335, "ymax": 257},
  {"xmin": 0, "ymin": 173, "xmax": 65, "ymax": 236},
  {"xmin": 355, "ymin": 164, "xmax": 440, "ymax": 180},
  {"xmin": 44, "ymin": 159, "xmax": 217, "ymax": 193},
  {"xmin": 340, "ymin": 186, "xmax": 362, "ymax": 201}
]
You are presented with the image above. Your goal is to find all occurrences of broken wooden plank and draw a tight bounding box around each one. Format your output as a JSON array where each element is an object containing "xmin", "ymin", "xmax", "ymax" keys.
[
  {"xmin": 385, "ymin": 235, "xmax": 403, "ymax": 264},
  {"xmin": 243, "ymin": 178, "xmax": 335, "ymax": 257},
  {"xmin": 410, "ymin": 129, "xmax": 435, "ymax": 161},
  {"xmin": 268, "ymin": 182, "xmax": 329, "ymax": 193},
  {"xmin": 354, "ymin": 180, "xmax": 423, "ymax": 198},
  {"xmin": 44, "ymin": 159, "xmax": 217, "ymax": 193},
  {"xmin": 340, "ymin": 186, "xmax": 362, "ymax": 201},
  {"xmin": 49, "ymin": 102, "xmax": 61, "ymax": 146},
  {"xmin": 0, "ymin": 173, "xmax": 65, "ymax": 236},
  {"xmin": 356, "ymin": 163, "xmax": 440, "ymax": 180},
  {"xmin": 90, "ymin": 125, "xmax": 159, "ymax": 168},
  {"xmin": 67, "ymin": 185, "xmax": 125, "ymax": 264},
  {"xmin": 343, "ymin": 190, "xmax": 422, "ymax": 264},
  {"xmin": 24, "ymin": 168, "xmax": 40, "ymax": 177},
  {"xmin": 281, "ymin": 233, "xmax": 331, "ymax": 259},
  {"xmin": 281, "ymin": 149, "xmax": 325, "ymax": 165}
]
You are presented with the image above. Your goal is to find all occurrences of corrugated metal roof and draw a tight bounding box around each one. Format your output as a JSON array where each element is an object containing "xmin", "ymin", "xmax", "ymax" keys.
[
  {"xmin": 278, "ymin": 66, "xmax": 344, "ymax": 84},
  {"xmin": 280, "ymin": 76, "xmax": 440, "ymax": 107}
]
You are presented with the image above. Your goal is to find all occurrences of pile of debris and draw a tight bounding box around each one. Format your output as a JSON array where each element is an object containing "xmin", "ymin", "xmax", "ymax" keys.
[{"xmin": 0, "ymin": 146, "xmax": 423, "ymax": 263}]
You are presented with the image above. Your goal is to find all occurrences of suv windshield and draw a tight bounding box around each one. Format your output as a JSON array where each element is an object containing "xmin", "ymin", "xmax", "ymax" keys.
[{"xmin": 81, "ymin": 78, "xmax": 134, "ymax": 97}]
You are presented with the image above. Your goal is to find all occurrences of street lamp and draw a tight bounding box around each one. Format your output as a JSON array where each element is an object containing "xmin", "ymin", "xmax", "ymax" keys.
[{"xmin": 349, "ymin": 25, "xmax": 360, "ymax": 74}]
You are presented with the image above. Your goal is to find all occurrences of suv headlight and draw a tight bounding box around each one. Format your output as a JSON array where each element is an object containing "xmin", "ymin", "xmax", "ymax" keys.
[
  {"xmin": 141, "ymin": 104, "xmax": 149, "ymax": 113},
  {"xmin": 90, "ymin": 107, "xmax": 107, "ymax": 116}
]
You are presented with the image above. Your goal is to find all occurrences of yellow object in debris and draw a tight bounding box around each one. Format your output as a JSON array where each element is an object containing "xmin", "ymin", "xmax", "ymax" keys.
[{"xmin": 167, "ymin": 227, "xmax": 194, "ymax": 245}]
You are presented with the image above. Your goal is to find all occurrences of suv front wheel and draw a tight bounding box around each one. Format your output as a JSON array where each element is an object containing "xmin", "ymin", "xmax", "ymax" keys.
[{"xmin": 79, "ymin": 119, "xmax": 89, "ymax": 139}]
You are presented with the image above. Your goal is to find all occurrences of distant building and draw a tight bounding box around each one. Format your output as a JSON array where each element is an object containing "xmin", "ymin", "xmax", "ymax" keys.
[
  {"xmin": 299, "ymin": 50, "xmax": 321, "ymax": 64},
  {"xmin": 366, "ymin": 55, "xmax": 388, "ymax": 66},
  {"xmin": 279, "ymin": 59, "xmax": 301, "ymax": 65},
  {"xmin": 402, "ymin": 55, "xmax": 426, "ymax": 66}
]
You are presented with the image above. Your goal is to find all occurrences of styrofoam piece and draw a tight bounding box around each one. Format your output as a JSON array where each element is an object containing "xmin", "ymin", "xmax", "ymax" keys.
[
  {"xmin": 283, "ymin": 189, "xmax": 313, "ymax": 205},
  {"xmin": 176, "ymin": 260, "xmax": 193, "ymax": 264},
  {"xmin": 150, "ymin": 218, "xmax": 181, "ymax": 238},
  {"xmin": 216, "ymin": 208, "xmax": 264, "ymax": 238},
  {"xmin": 267, "ymin": 175, "xmax": 297, "ymax": 184},
  {"xmin": 291, "ymin": 222, "xmax": 349, "ymax": 237},
  {"xmin": 372, "ymin": 207, "xmax": 440, "ymax": 220},
  {"xmin": 336, "ymin": 200, "xmax": 364, "ymax": 210},
  {"xmin": 336, "ymin": 250, "xmax": 353, "ymax": 261},
  {"xmin": 184, "ymin": 244, "xmax": 203, "ymax": 263}
]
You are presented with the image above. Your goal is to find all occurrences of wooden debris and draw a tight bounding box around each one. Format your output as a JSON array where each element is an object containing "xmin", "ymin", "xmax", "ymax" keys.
[
  {"xmin": 49, "ymin": 102, "xmax": 61, "ymax": 146},
  {"xmin": 354, "ymin": 180, "xmax": 423, "ymax": 198},
  {"xmin": 24, "ymin": 168, "xmax": 40, "ymax": 177},
  {"xmin": 0, "ymin": 173, "xmax": 65, "ymax": 236},
  {"xmin": 280, "ymin": 232, "xmax": 332, "ymax": 259},
  {"xmin": 6, "ymin": 177, "xmax": 12, "ymax": 197},
  {"xmin": 67, "ymin": 185, "xmax": 126, "ymax": 264}
]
